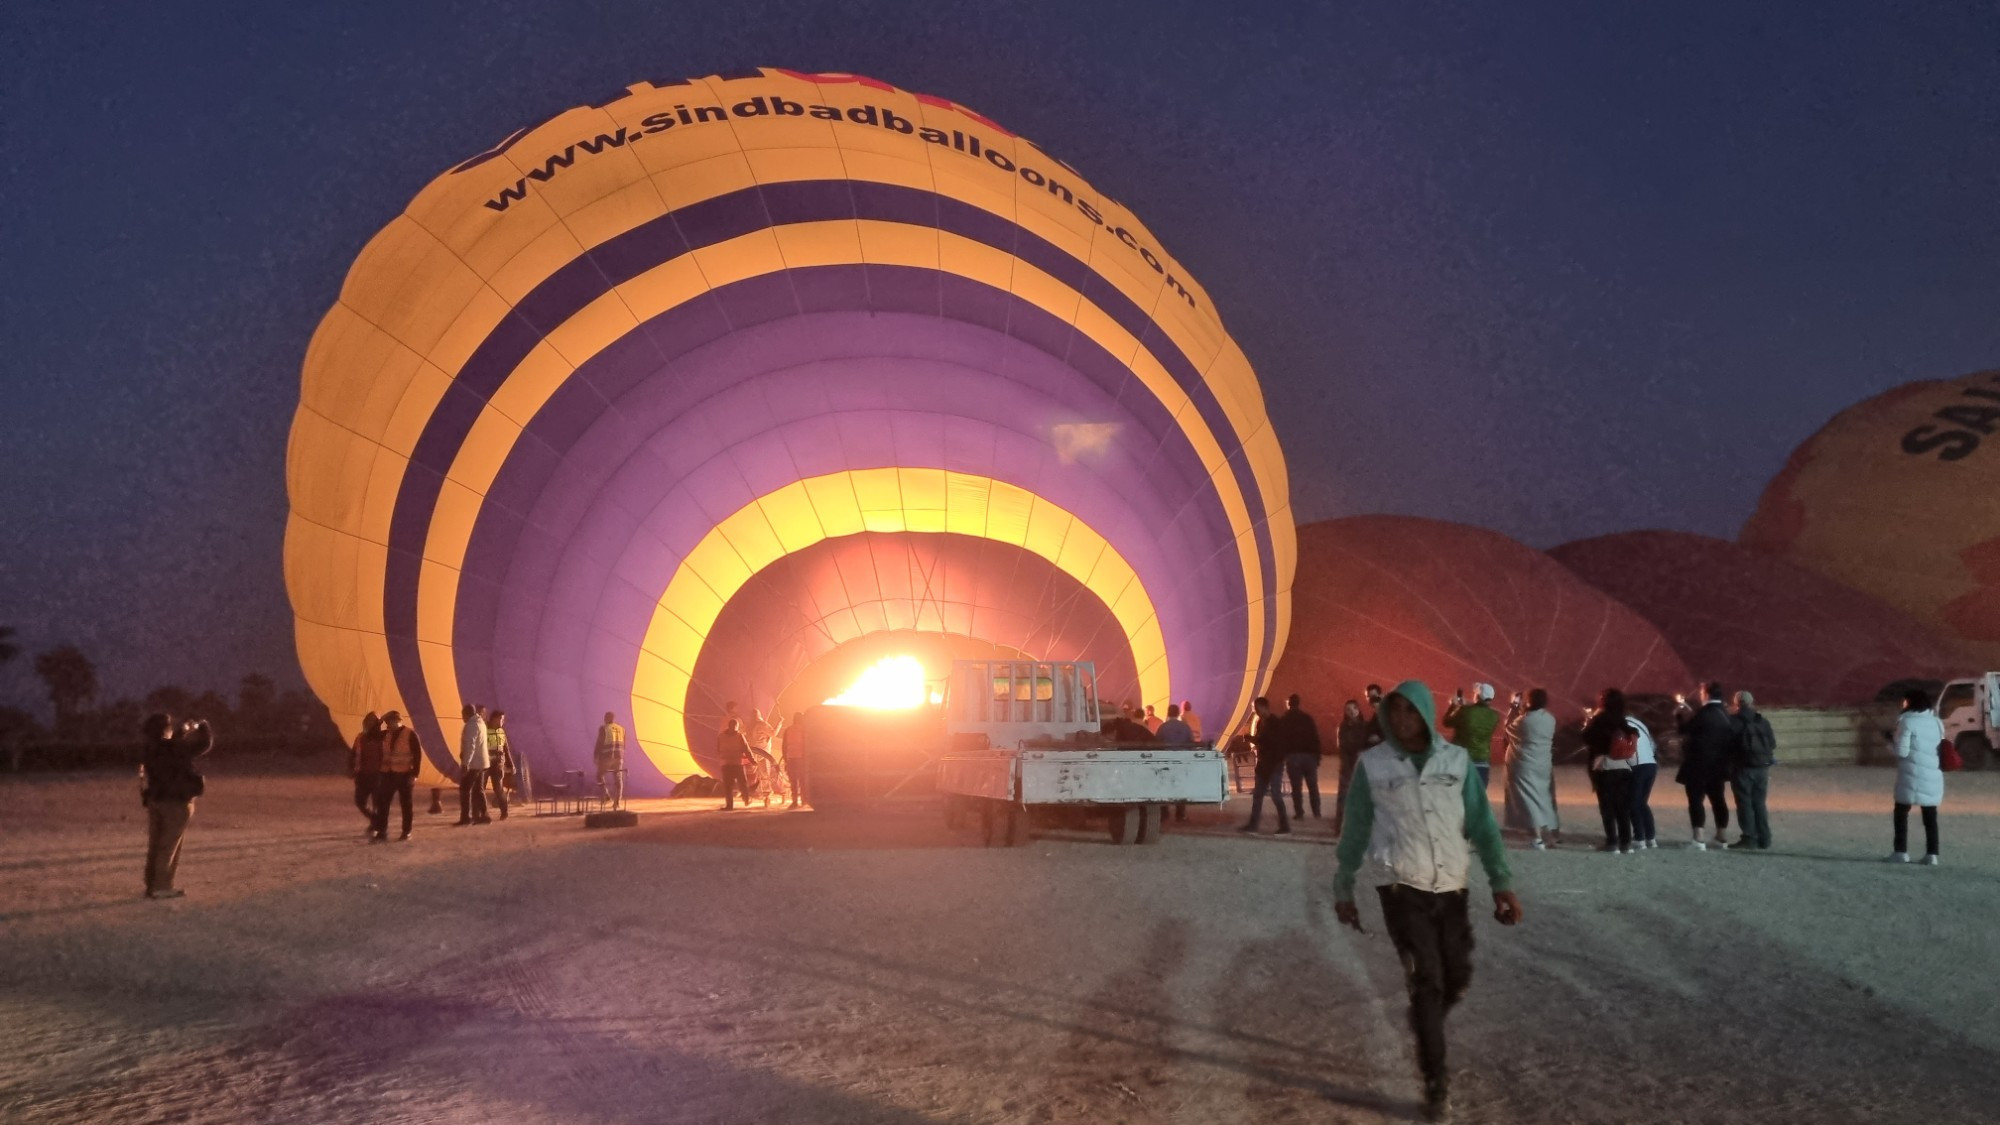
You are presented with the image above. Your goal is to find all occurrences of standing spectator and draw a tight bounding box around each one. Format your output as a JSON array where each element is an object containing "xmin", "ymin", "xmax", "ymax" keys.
[
  {"xmin": 1363, "ymin": 684, "xmax": 1386, "ymax": 747},
  {"xmin": 747, "ymin": 711, "xmax": 785, "ymax": 807},
  {"xmin": 1583, "ymin": 689, "xmax": 1639, "ymax": 853},
  {"xmin": 485, "ymin": 710, "xmax": 514, "ymax": 820},
  {"xmin": 783, "ymin": 710, "xmax": 807, "ymax": 808},
  {"xmin": 1626, "ymin": 709, "xmax": 1660, "ymax": 849},
  {"xmin": 1886, "ymin": 688, "xmax": 1945, "ymax": 865},
  {"xmin": 1445, "ymin": 684, "xmax": 1501, "ymax": 789},
  {"xmin": 373, "ymin": 710, "xmax": 423, "ymax": 842},
  {"xmin": 1281, "ymin": 694, "xmax": 1324, "ymax": 820},
  {"xmin": 1332, "ymin": 699, "xmax": 1370, "ymax": 837},
  {"xmin": 140, "ymin": 713, "xmax": 212, "ymax": 899},
  {"xmin": 456, "ymin": 704, "xmax": 490, "ymax": 826},
  {"xmin": 1154, "ymin": 703, "xmax": 1193, "ymax": 744},
  {"xmin": 1503, "ymin": 689, "xmax": 1561, "ymax": 849},
  {"xmin": 1179, "ymin": 699, "xmax": 1203, "ymax": 743},
  {"xmin": 1729, "ymin": 692, "xmax": 1777, "ymax": 850},
  {"xmin": 595, "ymin": 711, "xmax": 626, "ymax": 811},
  {"xmin": 1674, "ymin": 683, "xmax": 1736, "ymax": 851},
  {"xmin": 347, "ymin": 712, "xmax": 383, "ymax": 828},
  {"xmin": 717, "ymin": 718, "xmax": 753, "ymax": 810},
  {"xmin": 1225, "ymin": 717, "xmax": 1256, "ymax": 794},
  {"xmin": 1237, "ymin": 697, "xmax": 1291, "ymax": 835},
  {"xmin": 1142, "ymin": 704, "xmax": 1163, "ymax": 734},
  {"xmin": 1332, "ymin": 680, "xmax": 1520, "ymax": 1121}
]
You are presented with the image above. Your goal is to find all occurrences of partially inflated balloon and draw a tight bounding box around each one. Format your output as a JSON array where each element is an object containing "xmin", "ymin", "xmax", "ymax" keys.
[
  {"xmin": 285, "ymin": 69, "xmax": 1293, "ymax": 790},
  {"xmin": 1270, "ymin": 517, "xmax": 1690, "ymax": 720},
  {"xmin": 1741, "ymin": 368, "xmax": 2000, "ymax": 668}
]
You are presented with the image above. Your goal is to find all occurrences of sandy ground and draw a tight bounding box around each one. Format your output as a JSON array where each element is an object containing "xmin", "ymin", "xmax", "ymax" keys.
[{"xmin": 1, "ymin": 763, "xmax": 1996, "ymax": 1125}]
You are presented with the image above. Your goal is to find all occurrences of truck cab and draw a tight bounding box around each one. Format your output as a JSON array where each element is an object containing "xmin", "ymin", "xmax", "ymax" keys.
[{"xmin": 1936, "ymin": 672, "xmax": 1999, "ymax": 770}]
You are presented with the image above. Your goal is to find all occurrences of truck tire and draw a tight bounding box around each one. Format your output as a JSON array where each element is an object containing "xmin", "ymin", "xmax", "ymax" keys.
[
  {"xmin": 1108, "ymin": 805, "xmax": 1140, "ymax": 845},
  {"xmin": 1003, "ymin": 803, "xmax": 1031, "ymax": 847},
  {"xmin": 1959, "ymin": 734, "xmax": 1994, "ymax": 772},
  {"xmin": 1135, "ymin": 803, "xmax": 1165, "ymax": 845}
]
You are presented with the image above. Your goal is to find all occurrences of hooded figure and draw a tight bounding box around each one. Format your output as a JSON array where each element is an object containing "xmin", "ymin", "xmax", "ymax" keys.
[{"xmin": 1333, "ymin": 680, "xmax": 1520, "ymax": 1121}]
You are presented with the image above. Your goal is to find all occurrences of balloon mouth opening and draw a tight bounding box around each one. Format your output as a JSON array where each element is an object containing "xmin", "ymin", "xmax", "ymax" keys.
[{"xmin": 823, "ymin": 654, "xmax": 941, "ymax": 709}]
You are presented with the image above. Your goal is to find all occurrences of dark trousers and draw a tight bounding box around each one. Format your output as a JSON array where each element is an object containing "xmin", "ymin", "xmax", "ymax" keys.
[
  {"xmin": 1377, "ymin": 884, "xmax": 1474, "ymax": 1086},
  {"xmin": 1629, "ymin": 763, "xmax": 1658, "ymax": 841},
  {"xmin": 1731, "ymin": 767, "xmax": 1772, "ymax": 848},
  {"xmin": 1286, "ymin": 753, "xmax": 1321, "ymax": 818},
  {"xmin": 1592, "ymin": 769, "xmax": 1635, "ymax": 850},
  {"xmin": 144, "ymin": 798, "xmax": 194, "ymax": 894},
  {"xmin": 458, "ymin": 768, "xmax": 488, "ymax": 822},
  {"xmin": 487, "ymin": 766, "xmax": 509, "ymax": 817},
  {"xmin": 352, "ymin": 773, "xmax": 378, "ymax": 820},
  {"xmin": 1331, "ymin": 754, "xmax": 1357, "ymax": 836},
  {"xmin": 372, "ymin": 772, "xmax": 415, "ymax": 837},
  {"xmin": 721, "ymin": 764, "xmax": 751, "ymax": 809},
  {"xmin": 1893, "ymin": 803, "xmax": 1940, "ymax": 856},
  {"xmin": 1684, "ymin": 778, "xmax": 1730, "ymax": 833},
  {"xmin": 1246, "ymin": 760, "xmax": 1290, "ymax": 830},
  {"xmin": 785, "ymin": 757, "xmax": 806, "ymax": 806}
]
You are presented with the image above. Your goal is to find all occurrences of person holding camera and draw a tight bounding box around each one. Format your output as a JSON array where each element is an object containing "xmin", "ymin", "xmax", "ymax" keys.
[{"xmin": 140, "ymin": 713, "xmax": 212, "ymax": 899}]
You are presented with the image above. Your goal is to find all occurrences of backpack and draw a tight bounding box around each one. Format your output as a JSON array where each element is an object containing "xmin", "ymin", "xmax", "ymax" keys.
[
  {"xmin": 1939, "ymin": 738, "xmax": 1963, "ymax": 772},
  {"xmin": 1608, "ymin": 727, "xmax": 1639, "ymax": 761}
]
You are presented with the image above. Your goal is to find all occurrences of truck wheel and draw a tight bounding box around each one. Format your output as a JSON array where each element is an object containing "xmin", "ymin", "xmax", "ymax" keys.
[
  {"xmin": 1004, "ymin": 804, "xmax": 1031, "ymax": 847},
  {"xmin": 1108, "ymin": 805, "xmax": 1140, "ymax": 845},
  {"xmin": 1959, "ymin": 734, "xmax": 1994, "ymax": 772},
  {"xmin": 1136, "ymin": 803, "xmax": 1165, "ymax": 845}
]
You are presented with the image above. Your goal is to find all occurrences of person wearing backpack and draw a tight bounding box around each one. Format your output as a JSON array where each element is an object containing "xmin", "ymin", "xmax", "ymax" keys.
[
  {"xmin": 1582, "ymin": 689, "xmax": 1638, "ymax": 854},
  {"xmin": 1886, "ymin": 688, "xmax": 1945, "ymax": 865},
  {"xmin": 1729, "ymin": 692, "xmax": 1777, "ymax": 850}
]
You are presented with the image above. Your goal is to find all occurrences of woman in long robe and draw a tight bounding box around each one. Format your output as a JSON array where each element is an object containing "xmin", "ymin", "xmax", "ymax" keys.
[{"xmin": 1503, "ymin": 688, "xmax": 1561, "ymax": 847}]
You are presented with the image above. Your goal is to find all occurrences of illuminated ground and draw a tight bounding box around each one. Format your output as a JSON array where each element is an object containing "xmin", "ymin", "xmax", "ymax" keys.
[{"xmin": 2, "ymin": 765, "xmax": 1996, "ymax": 1123}]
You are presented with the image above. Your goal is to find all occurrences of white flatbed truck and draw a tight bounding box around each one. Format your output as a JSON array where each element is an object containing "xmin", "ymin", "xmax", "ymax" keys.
[
  {"xmin": 935, "ymin": 660, "xmax": 1228, "ymax": 846},
  {"xmin": 1937, "ymin": 672, "xmax": 2000, "ymax": 770}
]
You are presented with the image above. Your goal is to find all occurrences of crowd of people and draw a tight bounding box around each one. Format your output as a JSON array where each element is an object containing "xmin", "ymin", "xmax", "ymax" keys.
[
  {"xmin": 1214, "ymin": 678, "xmax": 1953, "ymax": 868},
  {"xmin": 342, "ymin": 704, "xmax": 531, "ymax": 841},
  {"xmin": 713, "ymin": 702, "xmax": 807, "ymax": 810}
]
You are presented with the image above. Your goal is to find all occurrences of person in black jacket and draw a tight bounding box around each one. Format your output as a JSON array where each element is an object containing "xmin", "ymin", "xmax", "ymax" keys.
[
  {"xmin": 140, "ymin": 713, "xmax": 212, "ymax": 899},
  {"xmin": 1674, "ymin": 682, "xmax": 1736, "ymax": 851},
  {"xmin": 1238, "ymin": 697, "xmax": 1291, "ymax": 835},
  {"xmin": 1729, "ymin": 692, "xmax": 1778, "ymax": 850},
  {"xmin": 1281, "ymin": 694, "xmax": 1325, "ymax": 819}
]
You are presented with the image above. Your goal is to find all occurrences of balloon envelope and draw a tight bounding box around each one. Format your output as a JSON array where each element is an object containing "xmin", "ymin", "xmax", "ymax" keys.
[
  {"xmin": 1741, "ymin": 368, "xmax": 2000, "ymax": 670},
  {"xmin": 1551, "ymin": 531, "xmax": 1970, "ymax": 706},
  {"xmin": 285, "ymin": 69, "xmax": 1294, "ymax": 790},
  {"xmin": 1270, "ymin": 516, "xmax": 1690, "ymax": 720}
]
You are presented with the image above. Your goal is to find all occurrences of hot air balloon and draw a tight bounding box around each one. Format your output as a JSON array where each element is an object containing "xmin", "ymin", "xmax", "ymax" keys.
[
  {"xmin": 1270, "ymin": 517, "xmax": 1690, "ymax": 721},
  {"xmin": 285, "ymin": 69, "xmax": 1294, "ymax": 792},
  {"xmin": 1741, "ymin": 368, "xmax": 1999, "ymax": 669},
  {"xmin": 1551, "ymin": 531, "xmax": 1970, "ymax": 706}
]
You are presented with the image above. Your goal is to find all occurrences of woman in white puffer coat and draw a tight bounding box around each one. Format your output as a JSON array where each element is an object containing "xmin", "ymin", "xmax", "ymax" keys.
[{"xmin": 1887, "ymin": 688, "xmax": 1945, "ymax": 865}]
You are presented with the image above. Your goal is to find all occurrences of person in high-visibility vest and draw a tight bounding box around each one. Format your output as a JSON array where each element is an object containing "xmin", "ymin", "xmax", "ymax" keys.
[{"xmin": 595, "ymin": 712, "xmax": 625, "ymax": 811}]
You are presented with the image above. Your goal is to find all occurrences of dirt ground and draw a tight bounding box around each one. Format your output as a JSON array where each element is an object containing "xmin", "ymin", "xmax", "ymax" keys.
[{"xmin": 1, "ymin": 764, "xmax": 1995, "ymax": 1124}]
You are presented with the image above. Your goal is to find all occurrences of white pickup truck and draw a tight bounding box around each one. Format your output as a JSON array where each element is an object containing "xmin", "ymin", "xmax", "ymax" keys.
[
  {"xmin": 1937, "ymin": 672, "xmax": 1999, "ymax": 771},
  {"xmin": 935, "ymin": 659, "xmax": 1228, "ymax": 846}
]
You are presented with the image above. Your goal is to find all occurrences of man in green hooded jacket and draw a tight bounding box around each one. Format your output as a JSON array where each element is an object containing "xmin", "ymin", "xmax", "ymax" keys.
[{"xmin": 1333, "ymin": 680, "xmax": 1522, "ymax": 1122}]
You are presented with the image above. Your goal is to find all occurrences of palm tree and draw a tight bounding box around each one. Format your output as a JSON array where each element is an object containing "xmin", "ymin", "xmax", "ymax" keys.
[{"xmin": 34, "ymin": 646, "xmax": 97, "ymax": 733}]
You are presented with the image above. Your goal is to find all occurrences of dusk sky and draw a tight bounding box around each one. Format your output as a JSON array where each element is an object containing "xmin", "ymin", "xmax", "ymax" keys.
[{"xmin": 4, "ymin": 0, "xmax": 1998, "ymax": 707}]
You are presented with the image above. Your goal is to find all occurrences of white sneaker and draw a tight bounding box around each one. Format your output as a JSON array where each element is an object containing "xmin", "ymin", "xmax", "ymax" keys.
[
  {"xmin": 1920, "ymin": 854, "xmax": 1939, "ymax": 866},
  {"xmin": 1530, "ymin": 838, "xmax": 1547, "ymax": 850},
  {"xmin": 1712, "ymin": 837, "xmax": 1731, "ymax": 850},
  {"xmin": 1883, "ymin": 851, "xmax": 1910, "ymax": 863},
  {"xmin": 1688, "ymin": 839, "xmax": 1707, "ymax": 851},
  {"xmin": 1646, "ymin": 839, "xmax": 1659, "ymax": 849}
]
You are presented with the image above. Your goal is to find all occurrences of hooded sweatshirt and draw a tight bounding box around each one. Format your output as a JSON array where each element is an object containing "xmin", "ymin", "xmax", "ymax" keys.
[{"xmin": 1333, "ymin": 680, "xmax": 1512, "ymax": 902}]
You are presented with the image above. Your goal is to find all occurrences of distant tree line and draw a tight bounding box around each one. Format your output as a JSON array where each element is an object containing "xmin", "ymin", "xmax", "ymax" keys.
[{"xmin": 0, "ymin": 628, "xmax": 342, "ymax": 771}]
